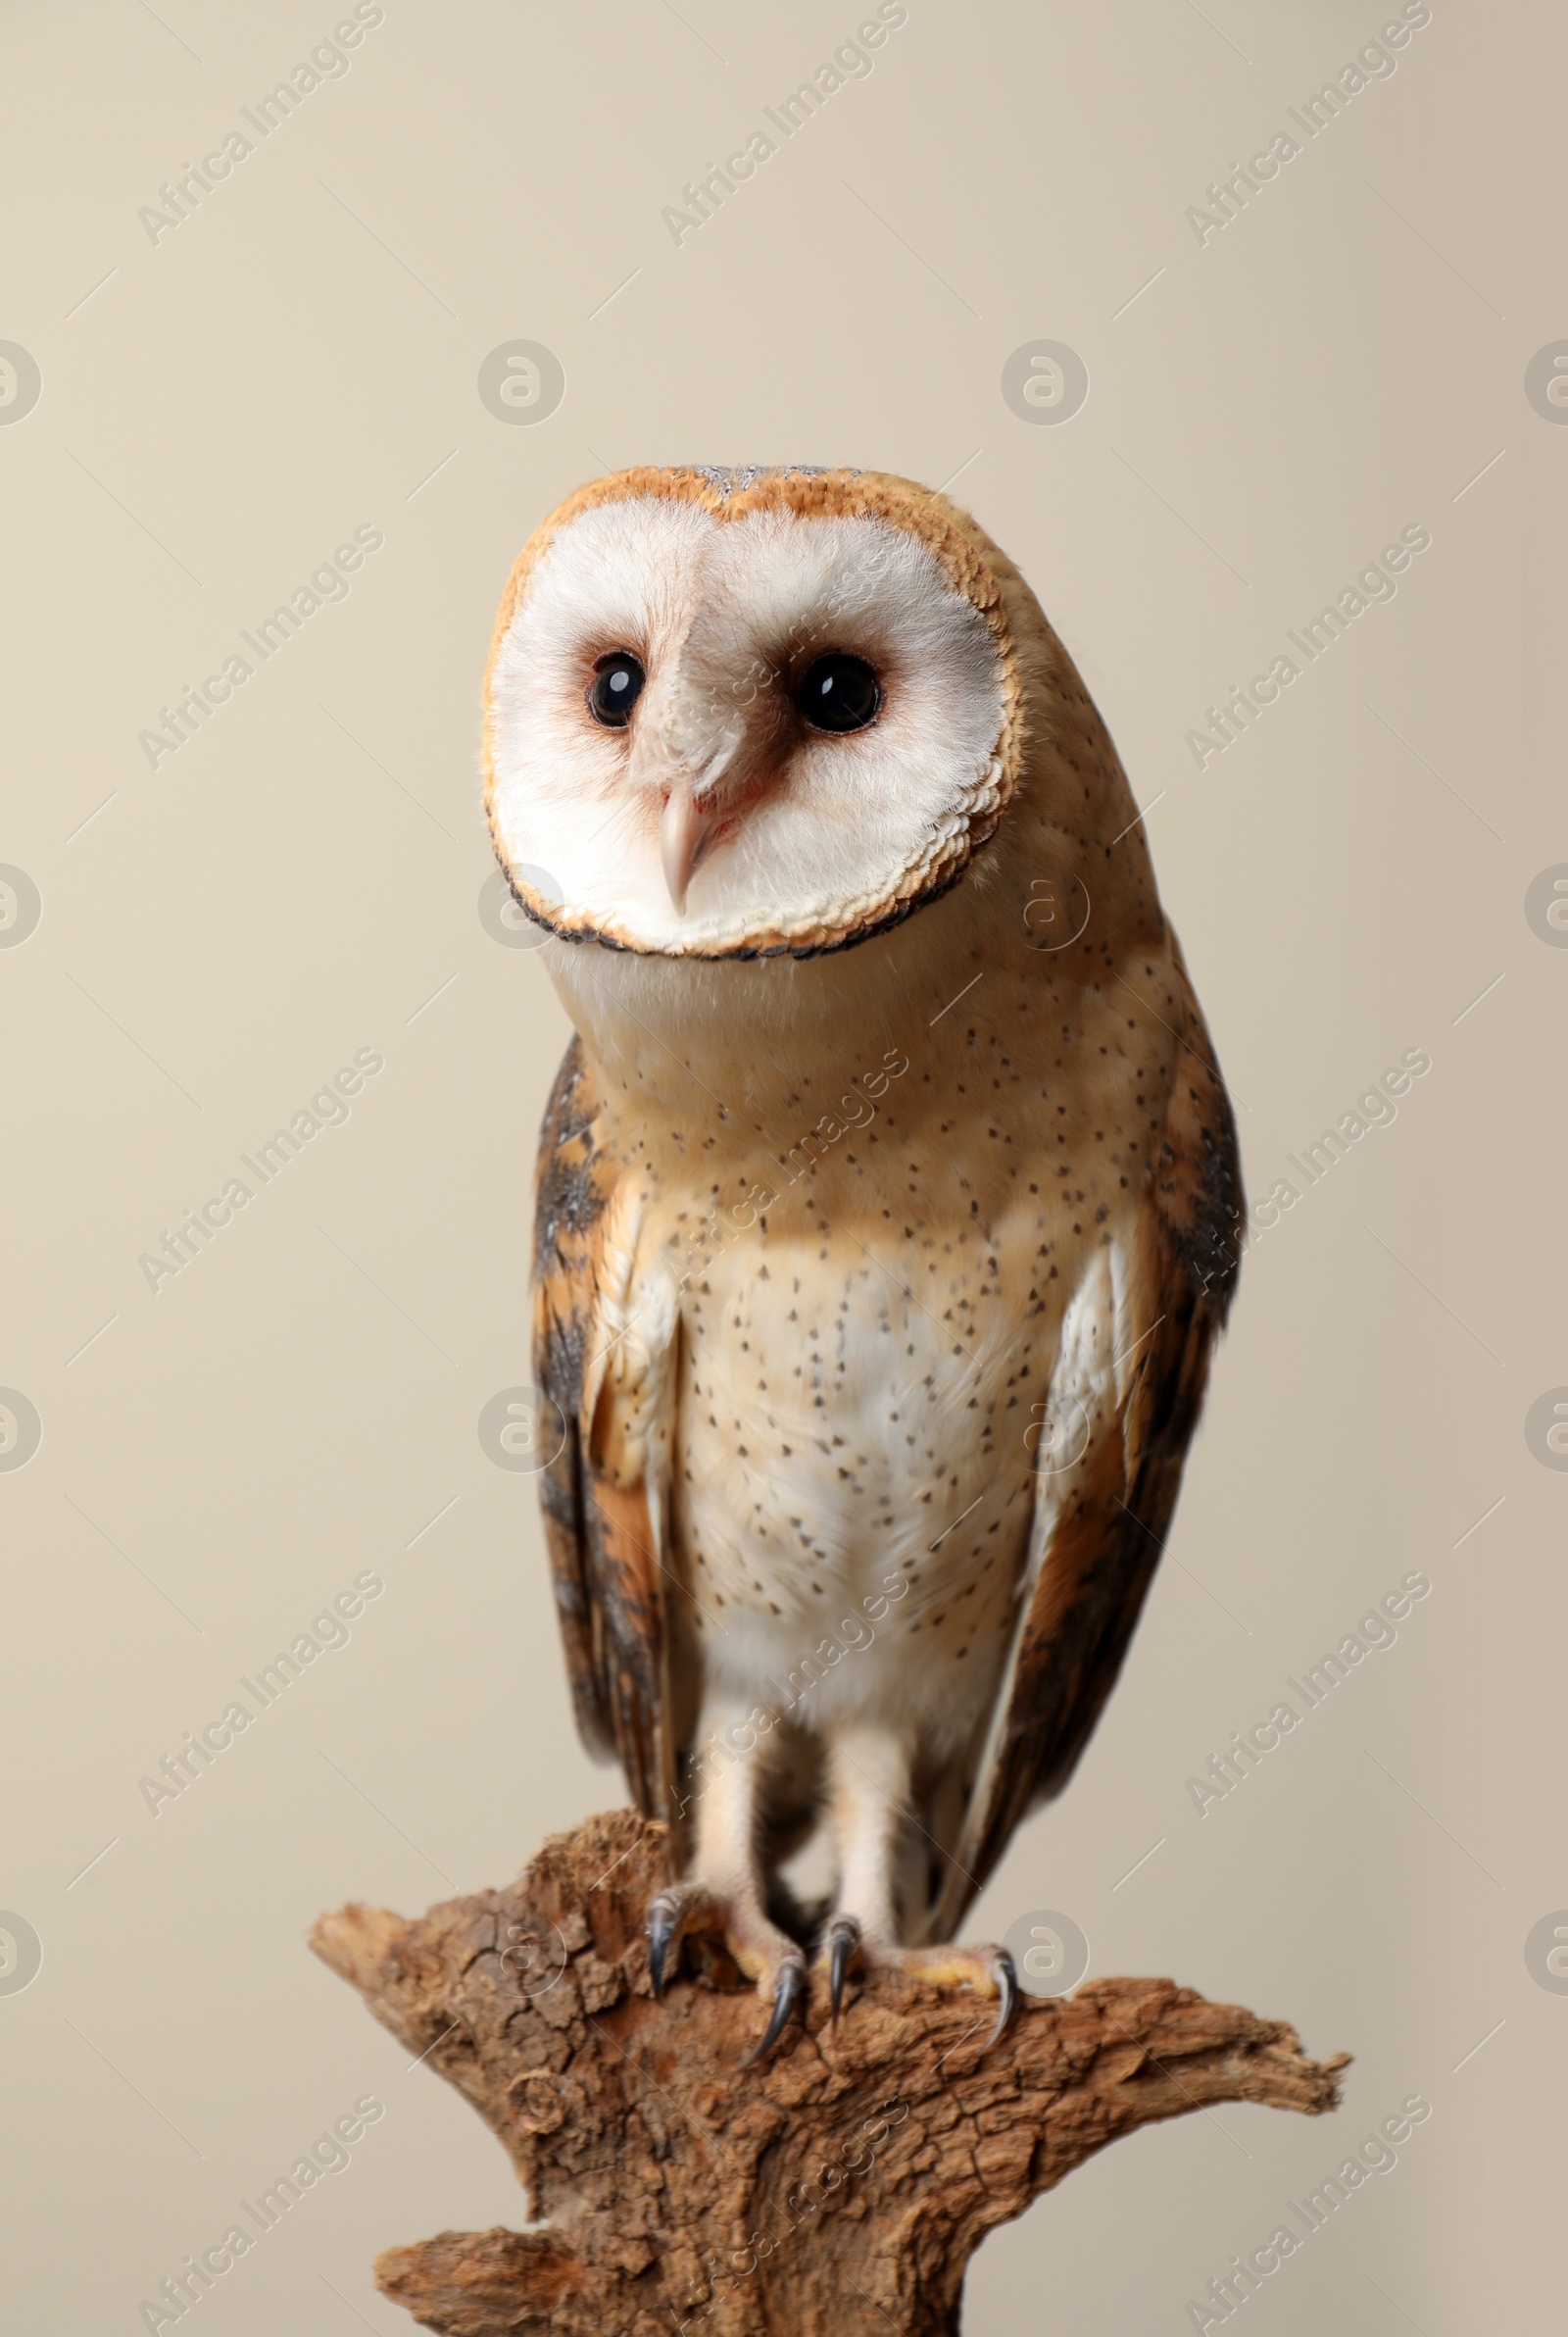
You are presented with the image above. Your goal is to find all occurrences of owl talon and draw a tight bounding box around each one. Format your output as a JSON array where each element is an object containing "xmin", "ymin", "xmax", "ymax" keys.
[
  {"xmin": 646, "ymin": 1889, "xmax": 682, "ymax": 1999},
  {"xmin": 826, "ymin": 1914, "xmax": 861, "ymax": 2022},
  {"xmin": 645, "ymin": 1878, "xmax": 710, "ymax": 1991},
  {"xmin": 741, "ymin": 1953, "xmax": 806, "ymax": 2066},
  {"xmin": 987, "ymin": 1949, "xmax": 1018, "ymax": 2051}
]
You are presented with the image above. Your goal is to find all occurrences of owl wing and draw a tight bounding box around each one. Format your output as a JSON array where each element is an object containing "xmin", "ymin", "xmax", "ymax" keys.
[
  {"xmin": 923, "ymin": 940, "xmax": 1243, "ymax": 1942},
  {"xmin": 532, "ymin": 1035, "xmax": 679, "ymax": 1825}
]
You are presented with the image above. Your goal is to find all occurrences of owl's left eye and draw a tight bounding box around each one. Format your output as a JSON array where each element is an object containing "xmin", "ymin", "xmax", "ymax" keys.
[
  {"xmin": 798, "ymin": 653, "xmax": 881, "ymax": 734},
  {"xmin": 587, "ymin": 652, "xmax": 645, "ymax": 727}
]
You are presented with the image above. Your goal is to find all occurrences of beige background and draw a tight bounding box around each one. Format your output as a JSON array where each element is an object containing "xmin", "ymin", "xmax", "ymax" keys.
[{"xmin": 2, "ymin": 1, "xmax": 1560, "ymax": 2329}]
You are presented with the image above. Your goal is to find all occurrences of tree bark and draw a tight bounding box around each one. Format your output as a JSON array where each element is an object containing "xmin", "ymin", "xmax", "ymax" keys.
[{"xmin": 311, "ymin": 1810, "xmax": 1348, "ymax": 2337}]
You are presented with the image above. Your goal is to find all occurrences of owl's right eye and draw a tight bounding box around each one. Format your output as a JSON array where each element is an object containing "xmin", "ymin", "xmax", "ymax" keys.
[
  {"xmin": 797, "ymin": 652, "xmax": 880, "ymax": 733},
  {"xmin": 587, "ymin": 652, "xmax": 645, "ymax": 727}
]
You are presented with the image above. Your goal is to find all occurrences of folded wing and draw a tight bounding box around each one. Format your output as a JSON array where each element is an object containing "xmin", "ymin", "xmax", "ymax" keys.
[
  {"xmin": 923, "ymin": 940, "xmax": 1243, "ymax": 1941},
  {"xmin": 531, "ymin": 1037, "xmax": 679, "ymax": 1824}
]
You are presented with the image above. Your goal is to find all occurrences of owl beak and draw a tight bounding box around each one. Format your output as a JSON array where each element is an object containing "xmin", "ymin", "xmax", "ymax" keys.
[
  {"xmin": 658, "ymin": 735, "xmax": 737, "ymax": 917},
  {"xmin": 659, "ymin": 779, "xmax": 715, "ymax": 918}
]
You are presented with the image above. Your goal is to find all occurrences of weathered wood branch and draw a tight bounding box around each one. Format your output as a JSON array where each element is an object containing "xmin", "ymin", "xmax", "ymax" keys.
[{"xmin": 312, "ymin": 1811, "xmax": 1348, "ymax": 2337}]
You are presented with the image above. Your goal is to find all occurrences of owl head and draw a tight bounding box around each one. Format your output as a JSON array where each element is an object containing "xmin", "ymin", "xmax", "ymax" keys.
[{"xmin": 482, "ymin": 467, "xmax": 1065, "ymax": 961}]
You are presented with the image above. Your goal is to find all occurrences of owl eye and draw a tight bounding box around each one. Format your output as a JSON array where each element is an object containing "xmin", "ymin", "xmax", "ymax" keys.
[
  {"xmin": 587, "ymin": 652, "xmax": 645, "ymax": 728},
  {"xmin": 797, "ymin": 653, "xmax": 880, "ymax": 734}
]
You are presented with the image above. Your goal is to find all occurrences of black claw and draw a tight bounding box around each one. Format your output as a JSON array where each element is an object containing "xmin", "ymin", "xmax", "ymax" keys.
[
  {"xmin": 827, "ymin": 1915, "xmax": 860, "ymax": 2023},
  {"xmin": 742, "ymin": 1957, "xmax": 805, "ymax": 2067},
  {"xmin": 647, "ymin": 1892, "xmax": 679, "ymax": 2000},
  {"xmin": 986, "ymin": 1949, "xmax": 1018, "ymax": 2051}
]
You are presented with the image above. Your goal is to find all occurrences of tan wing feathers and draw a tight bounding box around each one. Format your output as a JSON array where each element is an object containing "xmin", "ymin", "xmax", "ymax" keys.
[
  {"xmin": 926, "ymin": 944, "xmax": 1243, "ymax": 1940},
  {"xmin": 531, "ymin": 1037, "xmax": 670, "ymax": 1816}
]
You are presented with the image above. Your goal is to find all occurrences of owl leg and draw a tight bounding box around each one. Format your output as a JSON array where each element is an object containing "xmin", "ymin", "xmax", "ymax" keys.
[
  {"xmin": 647, "ymin": 1698, "xmax": 807, "ymax": 2064},
  {"xmin": 819, "ymin": 1724, "xmax": 1018, "ymax": 2051},
  {"xmin": 819, "ymin": 1721, "xmax": 907, "ymax": 1981}
]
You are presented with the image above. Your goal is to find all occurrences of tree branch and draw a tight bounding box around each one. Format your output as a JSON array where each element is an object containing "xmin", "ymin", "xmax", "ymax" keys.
[{"xmin": 312, "ymin": 1810, "xmax": 1348, "ymax": 2337}]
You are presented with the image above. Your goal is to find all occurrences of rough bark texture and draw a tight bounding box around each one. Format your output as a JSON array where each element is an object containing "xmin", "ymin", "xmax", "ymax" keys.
[{"xmin": 312, "ymin": 1810, "xmax": 1348, "ymax": 2337}]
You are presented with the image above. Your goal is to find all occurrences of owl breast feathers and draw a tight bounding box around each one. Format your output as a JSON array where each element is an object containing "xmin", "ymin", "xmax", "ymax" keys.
[{"xmin": 483, "ymin": 465, "xmax": 1242, "ymax": 2047}]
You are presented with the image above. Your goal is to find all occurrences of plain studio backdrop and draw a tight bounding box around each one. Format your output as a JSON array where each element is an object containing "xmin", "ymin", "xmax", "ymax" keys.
[{"xmin": 1, "ymin": 2, "xmax": 1560, "ymax": 2330}]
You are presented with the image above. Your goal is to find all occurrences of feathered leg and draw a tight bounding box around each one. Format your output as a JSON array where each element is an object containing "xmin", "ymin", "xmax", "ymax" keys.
[
  {"xmin": 646, "ymin": 1696, "xmax": 807, "ymax": 2064},
  {"xmin": 819, "ymin": 1722, "xmax": 1018, "ymax": 2050}
]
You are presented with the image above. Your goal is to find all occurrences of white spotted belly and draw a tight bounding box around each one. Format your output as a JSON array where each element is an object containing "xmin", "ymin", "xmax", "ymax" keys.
[{"xmin": 668, "ymin": 1218, "xmax": 1057, "ymax": 1761}]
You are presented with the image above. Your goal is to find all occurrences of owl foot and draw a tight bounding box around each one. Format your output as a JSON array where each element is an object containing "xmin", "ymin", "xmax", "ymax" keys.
[
  {"xmin": 645, "ymin": 1883, "xmax": 808, "ymax": 2065},
  {"xmin": 816, "ymin": 1931, "xmax": 1019, "ymax": 2054}
]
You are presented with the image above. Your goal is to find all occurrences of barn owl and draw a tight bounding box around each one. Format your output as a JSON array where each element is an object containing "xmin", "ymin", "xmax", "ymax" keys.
[{"xmin": 483, "ymin": 466, "xmax": 1242, "ymax": 2062}]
